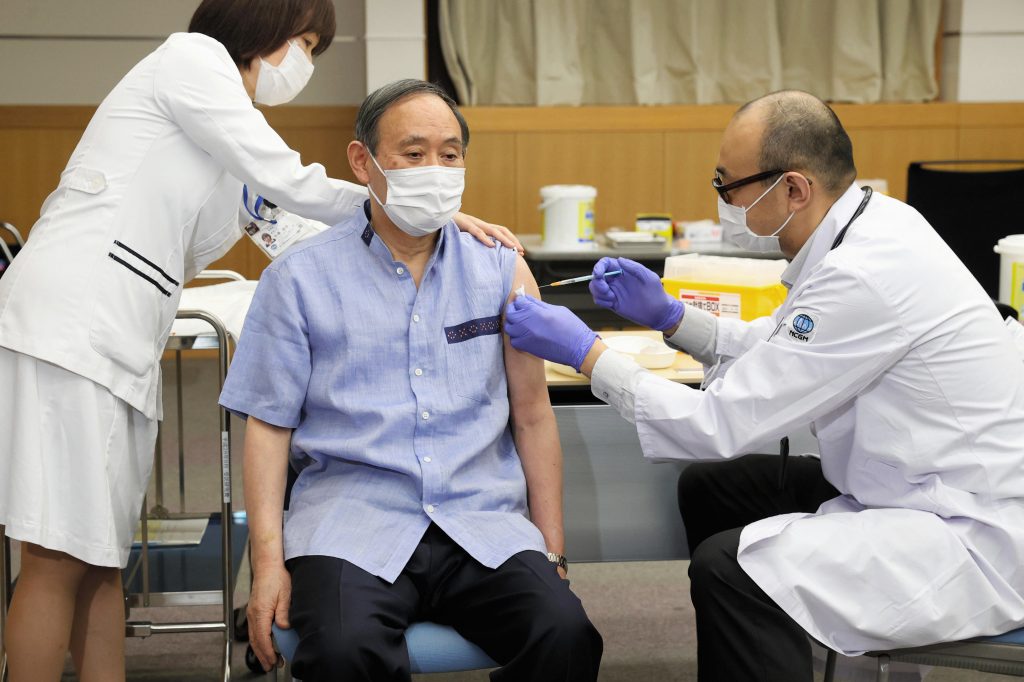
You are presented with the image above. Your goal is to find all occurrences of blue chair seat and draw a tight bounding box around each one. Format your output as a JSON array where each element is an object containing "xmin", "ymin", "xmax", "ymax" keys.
[
  {"xmin": 272, "ymin": 621, "xmax": 498, "ymax": 675},
  {"xmin": 981, "ymin": 627, "xmax": 1024, "ymax": 645}
]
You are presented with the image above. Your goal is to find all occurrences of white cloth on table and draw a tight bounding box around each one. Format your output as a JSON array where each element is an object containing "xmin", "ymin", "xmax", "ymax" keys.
[
  {"xmin": 0, "ymin": 346, "xmax": 156, "ymax": 567},
  {"xmin": 171, "ymin": 280, "xmax": 258, "ymax": 341}
]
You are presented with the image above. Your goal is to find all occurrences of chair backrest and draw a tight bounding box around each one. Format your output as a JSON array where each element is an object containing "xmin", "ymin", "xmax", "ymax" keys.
[{"xmin": 906, "ymin": 161, "xmax": 1024, "ymax": 299}]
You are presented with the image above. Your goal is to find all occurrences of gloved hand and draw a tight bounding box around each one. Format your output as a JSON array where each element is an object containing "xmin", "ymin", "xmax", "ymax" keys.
[
  {"xmin": 504, "ymin": 295, "xmax": 598, "ymax": 371},
  {"xmin": 589, "ymin": 257, "xmax": 684, "ymax": 332}
]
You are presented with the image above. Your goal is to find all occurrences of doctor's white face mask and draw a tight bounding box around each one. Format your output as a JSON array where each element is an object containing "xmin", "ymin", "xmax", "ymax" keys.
[
  {"xmin": 366, "ymin": 152, "xmax": 465, "ymax": 238},
  {"xmin": 254, "ymin": 40, "xmax": 314, "ymax": 106},
  {"xmin": 718, "ymin": 173, "xmax": 794, "ymax": 254}
]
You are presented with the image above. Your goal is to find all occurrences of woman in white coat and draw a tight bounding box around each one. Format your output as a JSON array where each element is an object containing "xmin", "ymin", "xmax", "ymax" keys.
[{"xmin": 0, "ymin": 1, "xmax": 517, "ymax": 679}]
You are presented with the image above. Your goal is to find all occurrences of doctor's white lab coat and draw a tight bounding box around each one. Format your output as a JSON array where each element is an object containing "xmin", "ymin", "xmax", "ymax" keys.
[
  {"xmin": 0, "ymin": 33, "xmax": 366, "ymax": 419},
  {"xmin": 592, "ymin": 184, "xmax": 1024, "ymax": 655}
]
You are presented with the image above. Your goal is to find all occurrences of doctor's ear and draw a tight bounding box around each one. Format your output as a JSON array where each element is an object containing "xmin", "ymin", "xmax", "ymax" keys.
[
  {"xmin": 347, "ymin": 141, "xmax": 372, "ymax": 185},
  {"xmin": 784, "ymin": 172, "xmax": 813, "ymax": 211}
]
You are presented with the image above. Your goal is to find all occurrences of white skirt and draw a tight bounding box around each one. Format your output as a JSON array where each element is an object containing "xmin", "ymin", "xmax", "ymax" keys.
[{"xmin": 0, "ymin": 346, "xmax": 156, "ymax": 567}]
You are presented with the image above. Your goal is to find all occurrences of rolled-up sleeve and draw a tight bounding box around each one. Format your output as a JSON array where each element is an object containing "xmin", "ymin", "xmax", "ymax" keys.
[{"xmin": 218, "ymin": 264, "xmax": 311, "ymax": 428}]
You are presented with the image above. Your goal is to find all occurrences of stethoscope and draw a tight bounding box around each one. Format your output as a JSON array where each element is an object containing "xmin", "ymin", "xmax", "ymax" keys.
[
  {"xmin": 767, "ymin": 185, "xmax": 874, "ymax": 345},
  {"xmin": 757, "ymin": 186, "xmax": 874, "ymax": 489}
]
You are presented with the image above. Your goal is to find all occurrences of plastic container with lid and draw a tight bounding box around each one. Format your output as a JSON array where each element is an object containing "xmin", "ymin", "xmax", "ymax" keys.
[
  {"xmin": 662, "ymin": 254, "xmax": 788, "ymax": 321},
  {"xmin": 539, "ymin": 185, "xmax": 596, "ymax": 250},
  {"xmin": 994, "ymin": 235, "xmax": 1024, "ymax": 312}
]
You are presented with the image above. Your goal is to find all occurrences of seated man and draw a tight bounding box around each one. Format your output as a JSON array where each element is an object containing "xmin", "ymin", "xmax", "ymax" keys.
[{"xmin": 219, "ymin": 79, "xmax": 602, "ymax": 682}]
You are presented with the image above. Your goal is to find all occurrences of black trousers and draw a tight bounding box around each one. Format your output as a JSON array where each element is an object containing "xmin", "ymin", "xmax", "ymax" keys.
[
  {"xmin": 286, "ymin": 524, "xmax": 603, "ymax": 682},
  {"xmin": 678, "ymin": 454, "xmax": 841, "ymax": 682}
]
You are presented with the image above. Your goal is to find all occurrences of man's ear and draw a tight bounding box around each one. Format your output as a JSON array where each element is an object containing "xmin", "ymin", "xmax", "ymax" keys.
[
  {"xmin": 348, "ymin": 141, "xmax": 371, "ymax": 185},
  {"xmin": 785, "ymin": 172, "xmax": 813, "ymax": 211}
]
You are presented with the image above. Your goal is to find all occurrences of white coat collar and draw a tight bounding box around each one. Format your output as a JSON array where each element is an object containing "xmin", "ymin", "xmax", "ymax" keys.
[{"xmin": 781, "ymin": 183, "xmax": 864, "ymax": 290}]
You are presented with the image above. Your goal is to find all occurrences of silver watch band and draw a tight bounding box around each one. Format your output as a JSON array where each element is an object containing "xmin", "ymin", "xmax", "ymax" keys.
[{"xmin": 547, "ymin": 552, "xmax": 568, "ymax": 573}]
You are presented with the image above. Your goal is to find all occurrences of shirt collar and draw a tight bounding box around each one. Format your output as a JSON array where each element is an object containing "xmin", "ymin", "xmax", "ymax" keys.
[
  {"xmin": 359, "ymin": 199, "xmax": 450, "ymax": 267},
  {"xmin": 780, "ymin": 182, "xmax": 864, "ymax": 290}
]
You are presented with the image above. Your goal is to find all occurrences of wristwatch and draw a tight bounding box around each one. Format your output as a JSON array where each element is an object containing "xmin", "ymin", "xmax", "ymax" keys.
[{"xmin": 547, "ymin": 552, "xmax": 568, "ymax": 574}]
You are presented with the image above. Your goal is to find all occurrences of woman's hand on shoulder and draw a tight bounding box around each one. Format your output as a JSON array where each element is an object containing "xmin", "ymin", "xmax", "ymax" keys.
[{"xmin": 453, "ymin": 212, "xmax": 524, "ymax": 254}]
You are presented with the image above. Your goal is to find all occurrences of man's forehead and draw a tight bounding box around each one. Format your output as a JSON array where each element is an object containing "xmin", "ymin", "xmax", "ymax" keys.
[
  {"xmin": 718, "ymin": 113, "xmax": 764, "ymax": 178},
  {"xmin": 376, "ymin": 94, "xmax": 462, "ymax": 146}
]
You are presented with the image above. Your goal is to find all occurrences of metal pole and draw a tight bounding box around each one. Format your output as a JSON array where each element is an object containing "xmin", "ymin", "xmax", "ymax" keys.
[
  {"xmin": 176, "ymin": 349, "xmax": 186, "ymax": 512},
  {"xmin": 140, "ymin": 496, "xmax": 150, "ymax": 607},
  {"xmin": 152, "ymin": 425, "xmax": 167, "ymax": 517},
  {"xmin": 177, "ymin": 310, "xmax": 233, "ymax": 681},
  {"xmin": 0, "ymin": 530, "xmax": 9, "ymax": 682}
]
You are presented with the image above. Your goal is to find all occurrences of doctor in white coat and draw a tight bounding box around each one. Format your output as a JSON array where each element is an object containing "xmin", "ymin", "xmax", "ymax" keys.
[
  {"xmin": 0, "ymin": 1, "xmax": 517, "ymax": 680},
  {"xmin": 503, "ymin": 90, "xmax": 1024, "ymax": 682}
]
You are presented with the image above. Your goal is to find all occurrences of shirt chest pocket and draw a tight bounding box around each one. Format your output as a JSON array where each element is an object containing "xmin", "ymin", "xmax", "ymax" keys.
[{"xmin": 444, "ymin": 315, "xmax": 506, "ymax": 404}]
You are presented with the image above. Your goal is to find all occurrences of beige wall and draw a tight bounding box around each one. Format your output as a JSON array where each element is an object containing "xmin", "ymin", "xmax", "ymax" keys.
[
  {"xmin": 3, "ymin": 102, "xmax": 1022, "ymax": 281},
  {"xmin": 0, "ymin": 0, "xmax": 370, "ymax": 105}
]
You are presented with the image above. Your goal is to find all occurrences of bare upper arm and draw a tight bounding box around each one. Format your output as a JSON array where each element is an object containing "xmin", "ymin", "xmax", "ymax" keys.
[{"xmin": 503, "ymin": 256, "xmax": 550, "ymax": 415}]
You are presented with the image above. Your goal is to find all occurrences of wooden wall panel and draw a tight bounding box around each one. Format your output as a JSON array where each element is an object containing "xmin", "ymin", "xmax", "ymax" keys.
[
  {"xmin": 663, "ymin": 131, "xmax": 723, "ymax": 222},
  {"xmin": 462, "ymin": 132, "xmax": 518, "ymax": 231},
  {"xmin": 846, "ymin": 128, "xmax": 959, "ymax": 200},
  {"xmin": 514, "ymin": 132, "xmax": 665, "ymax": 233},
  {"xmin": 3, "ymin": 102, "xmax": 1023, "ymax": 283}
]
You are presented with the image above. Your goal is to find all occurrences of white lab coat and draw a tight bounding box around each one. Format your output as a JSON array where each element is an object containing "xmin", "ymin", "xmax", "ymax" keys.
[
  {"xmin": 0, "ymin": 33, "xmax": 367, "ymax": 419},
  {"xmin": 592, "ymin": 184, "xmax": 1024, "ymax": 655}
]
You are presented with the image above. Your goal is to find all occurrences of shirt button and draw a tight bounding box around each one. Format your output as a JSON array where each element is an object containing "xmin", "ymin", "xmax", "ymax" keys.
[
  {"xmin": 426, "ymin": 504, "xmax": 436, "ymax": 513},
  {"xmin": 414, "ymin": 368, "xmax": 423, "ymax": 376},
  {"xmin": 421, "ymin": 411, "xmax": 430, "ymax": 420},
  {"xmin": 413, "ymin": 314, "xmax": 421, "ymax": 323},
  {"xmin": 396, "ymin": 267, "xmax": 405, "ymax": 275},
  {"xmin": 423, "ymin": 457, "xmax": 432, "ymax": 463}
]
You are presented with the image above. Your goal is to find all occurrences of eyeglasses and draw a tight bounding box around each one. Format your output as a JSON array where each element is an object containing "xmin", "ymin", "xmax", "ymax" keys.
[{"xmin": 712, "ymin": 169, "xmax": 785, "ymax": 205}]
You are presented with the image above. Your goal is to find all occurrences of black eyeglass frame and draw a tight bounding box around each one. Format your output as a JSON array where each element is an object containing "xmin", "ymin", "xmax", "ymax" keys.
[{"xmin": 712, "ymin": 169, "xmax": 786, "ymax": 204}]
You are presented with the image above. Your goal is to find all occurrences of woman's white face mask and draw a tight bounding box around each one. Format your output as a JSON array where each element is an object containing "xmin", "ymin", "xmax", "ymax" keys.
[
  {"xmin": 366, "ymin": 152, "xmax": 465, "ymax": 238},
  {"xmin": 254, "ymin": 40, "xmax": 314, "ymax": 106},
  {"xmin": 718, "ymin": 173, "xmax": 794, "ymax": 254}
]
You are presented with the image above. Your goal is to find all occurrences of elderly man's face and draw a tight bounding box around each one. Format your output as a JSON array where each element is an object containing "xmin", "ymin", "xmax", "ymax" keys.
[
  {"xmin": 366, "ymin": 94, "xmax": 465, "ymax": 203},
  {"xmin": 715, "ymin": 112, "xmax": 789, "ymax": 236}
]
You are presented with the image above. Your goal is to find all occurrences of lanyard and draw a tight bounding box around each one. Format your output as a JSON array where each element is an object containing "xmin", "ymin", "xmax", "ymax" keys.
[
  {"xmin": 829, "ymin": 186, "xmax": 872, "ymax": 250},
  {"xmin": 242, "ymin": 184, "xmax": 278, "ymax": 224}
]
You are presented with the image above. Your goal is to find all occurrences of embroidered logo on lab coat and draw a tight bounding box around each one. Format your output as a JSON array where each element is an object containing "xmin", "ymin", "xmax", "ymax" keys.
[{"xmin": 784, "ymin": 311, "xmax": 819, "ymax": 343}]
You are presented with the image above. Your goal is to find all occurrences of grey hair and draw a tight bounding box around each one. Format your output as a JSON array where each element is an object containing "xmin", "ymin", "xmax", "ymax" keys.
[
  {"xmin": 737, "ymin": 90, "xmax": 857, "ymax": 195},
  {"xmin": 355, "ymin": 79, "xmax": 469, "ymax": 155}
]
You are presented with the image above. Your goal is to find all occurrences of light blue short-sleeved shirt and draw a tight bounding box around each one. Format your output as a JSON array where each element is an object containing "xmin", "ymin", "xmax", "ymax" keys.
[{"xmin": 219, "ymin": 203, "xmax": 546, "ymax": 582}]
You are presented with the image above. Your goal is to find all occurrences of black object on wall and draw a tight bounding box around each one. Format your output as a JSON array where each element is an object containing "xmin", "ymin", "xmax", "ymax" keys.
[{"xmin": 905, "ymin": 160, "xmax": 1024, "ymax": 299}]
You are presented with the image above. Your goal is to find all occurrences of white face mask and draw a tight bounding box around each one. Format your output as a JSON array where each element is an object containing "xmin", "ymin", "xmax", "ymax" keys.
[
  {"xmin": 366, "ymin": 153, "xmax": 465, "ymax": 237},
  {"xmin": 253, "ymin": 40, "xmax": 314, "ymax": 106},
  {"xmin": 717, "ymin": 173, "xmax": 794, "ymax": 254}
]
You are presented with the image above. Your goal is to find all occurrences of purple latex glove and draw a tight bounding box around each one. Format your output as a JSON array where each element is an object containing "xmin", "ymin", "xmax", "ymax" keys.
[
  {"xmin": 504, "ymin": 294, "xmax": 598, "ymax": 371},
  {"xmin": 589, "ymin": 257, "xmax": 684, "ymax": 332}
]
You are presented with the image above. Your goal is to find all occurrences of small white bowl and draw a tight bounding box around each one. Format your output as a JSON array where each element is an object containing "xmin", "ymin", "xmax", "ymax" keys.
[{"xmin": 603, "ymin": 336, "xmax": 677, "ymax": 369}]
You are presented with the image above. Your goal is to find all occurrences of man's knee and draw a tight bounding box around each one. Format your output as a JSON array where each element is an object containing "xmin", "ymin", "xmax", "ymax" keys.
[
  {"xmin": 677, "ymin": 461, "xmax": 719, "ymax": 512},
  {"xmin": 292, "ymin": 625, "xmax": 404, "ymax": 680},
  {"xmin": 688, "ymin": 528, "xmax": 745, "ymax": 596}
]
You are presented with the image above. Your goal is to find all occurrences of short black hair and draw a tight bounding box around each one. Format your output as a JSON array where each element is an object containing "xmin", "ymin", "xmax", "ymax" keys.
[
  {"xmin": 355, "ymin": 79, "xmax": 470, "ymax": 156},
  {"xmin": 189, "ymin": 0, "xmax": 335, "ymax": 68},
  {"xmin": 738, "ymin": 90, "xmax": 857, "ymax": 195}
]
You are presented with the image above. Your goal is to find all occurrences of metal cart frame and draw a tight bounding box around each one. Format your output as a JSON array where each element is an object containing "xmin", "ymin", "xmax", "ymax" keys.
[{"xmin": 0, "ymin": 293, "xmax": 243, "ymax": 682}]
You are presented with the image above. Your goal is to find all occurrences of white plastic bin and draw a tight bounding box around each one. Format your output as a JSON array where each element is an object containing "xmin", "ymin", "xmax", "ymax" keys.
[
  {"xmin": 994, "ymin": 235, "xmax": 1024, "ymax": 311},
  {"xmin": 539, "ymin": 185, "xmax": 596, "ymax": 249}
]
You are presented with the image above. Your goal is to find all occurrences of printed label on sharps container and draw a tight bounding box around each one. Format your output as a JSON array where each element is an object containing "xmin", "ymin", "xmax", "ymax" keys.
[
  {"xmin": 1013, "ymin": 262, "xmax": 1024, "ymax": 312},
  {"xmin": 678, "ymin": 289, "xmax": 741, "ymax": 318}
]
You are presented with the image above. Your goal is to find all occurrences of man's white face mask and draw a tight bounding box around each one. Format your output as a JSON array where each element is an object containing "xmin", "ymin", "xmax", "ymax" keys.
[
  {"xmin": 718, "ymin": 173, "xmax": 794, "ymax": 254},
  {"xmin": 254, "ymin": 40, "xmax": 314, "ymax": 106},
  {"xmin": 366, "ymin": 152, "xmax": 465, "ymax": 237}
]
